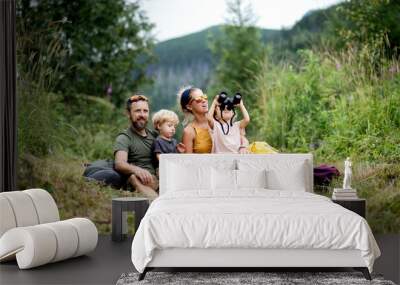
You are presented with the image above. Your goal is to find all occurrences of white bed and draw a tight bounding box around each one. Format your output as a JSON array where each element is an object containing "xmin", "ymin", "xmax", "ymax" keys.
[{"xmin": 131, "ymin": 154, "xmax": 380, "ymax": 280}]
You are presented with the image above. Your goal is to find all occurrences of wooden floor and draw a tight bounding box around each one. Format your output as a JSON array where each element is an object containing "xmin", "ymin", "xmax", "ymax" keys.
[
  {"xmin": 0, "ymin": 236, "xmax": 134, "ymax": 285},
  {"xmin": 0, "ymin": 234, "xmax": 399, "ymax": 285}
]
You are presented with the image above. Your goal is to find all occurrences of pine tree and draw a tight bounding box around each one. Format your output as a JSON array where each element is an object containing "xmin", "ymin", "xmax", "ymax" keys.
[{"xmin": 209, "ymin": 0, "xmax": 265, "ymax": 108}]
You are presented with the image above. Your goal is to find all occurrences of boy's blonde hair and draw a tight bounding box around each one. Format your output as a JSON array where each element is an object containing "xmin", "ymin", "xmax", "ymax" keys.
[{"xmin": 152, "ymin": 109, "xmax": 179, "ymax": 130}]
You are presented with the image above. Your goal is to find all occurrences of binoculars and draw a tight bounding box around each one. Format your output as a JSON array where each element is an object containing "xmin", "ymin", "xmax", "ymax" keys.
[
  {"xmin": 217, "ymin": 91, "xmax": 242, "ymax": 111},
  {"xmin": 214, "ymin": 91, "xmax": 242, "ymax": 135}
]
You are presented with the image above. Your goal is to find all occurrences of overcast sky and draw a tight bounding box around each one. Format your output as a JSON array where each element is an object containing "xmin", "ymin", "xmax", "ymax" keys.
[{"xmin": 138, "ymin": 0, "xmax": 343, "ymax": 42}]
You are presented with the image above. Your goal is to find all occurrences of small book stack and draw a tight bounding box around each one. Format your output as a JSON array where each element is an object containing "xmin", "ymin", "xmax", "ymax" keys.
[{"xmin": 332, "ymin": 188, "xmax": 358, "ymax": 200}]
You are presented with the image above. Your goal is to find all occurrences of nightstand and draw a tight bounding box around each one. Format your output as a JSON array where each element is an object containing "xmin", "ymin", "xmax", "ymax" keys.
[
  {"xmin": 112, "ymin": 197, "xmax": 149, "ymax": 242},
  {"xmin": 332, "ymin": 198, "xmax": 366, "ymax": 218}
]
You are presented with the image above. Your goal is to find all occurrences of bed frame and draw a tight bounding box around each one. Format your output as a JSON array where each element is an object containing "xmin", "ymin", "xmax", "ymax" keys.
[
  {"xmin": 138, "ymin": 154, "xmax": 372, "ymax": 281},
  {"xmin": 138, "ymin": 248, "xmax": 371, "ymax": 280}
]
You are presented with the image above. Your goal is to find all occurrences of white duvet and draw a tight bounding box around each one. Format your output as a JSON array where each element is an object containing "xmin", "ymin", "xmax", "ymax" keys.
[{"xmin": 131, "ymin": 189, "xmax": 380, "ymax": 273}]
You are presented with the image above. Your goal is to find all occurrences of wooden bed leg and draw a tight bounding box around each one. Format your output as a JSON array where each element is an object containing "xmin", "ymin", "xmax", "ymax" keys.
[
  {"xmin": 138, "ymin": 268, "xmax": 148, "ymax": 281},
  {"xmin": 354, "ymin": 267, "xmax": 372, "ymax": 280}
]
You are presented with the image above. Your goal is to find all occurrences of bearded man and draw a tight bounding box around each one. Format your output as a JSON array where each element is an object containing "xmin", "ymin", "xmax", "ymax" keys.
[{"xmin": 114, "ymin": 95, "xmax": 159, "ymax": 199}]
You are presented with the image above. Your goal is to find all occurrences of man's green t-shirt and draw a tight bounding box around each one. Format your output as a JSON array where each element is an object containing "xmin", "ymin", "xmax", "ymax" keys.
[{"xmin": 113, "ymin": 126, "xmax": 158, "ymax": 176}]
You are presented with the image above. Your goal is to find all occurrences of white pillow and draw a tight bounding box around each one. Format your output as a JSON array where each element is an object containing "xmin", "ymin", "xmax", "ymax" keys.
[
  {"xmin": 167, "ymin": 162, "xmax": 212, "ymax": 192},
  {"xmin": 267, "ymin": 162, "xmax": 307, "ymax": 192},
  {"xmin": 212, "ymin": 168, "xmax": 237, "ymax": 190},
  {"xmin": 236, "ymin": 169, "xmax": 267, "ymax": 189},
  {"xmin": 237, "ymin": 159, "xmax": 309, "ymax": 191}
]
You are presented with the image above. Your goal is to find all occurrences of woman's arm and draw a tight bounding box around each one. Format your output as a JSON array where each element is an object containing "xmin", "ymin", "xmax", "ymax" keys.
[
  {"xmin": 238, "ymin": 100, "xmax": 250, "ymax": 129},
  {"xmin": 207, "ymin": 95, "xmax": 219, "ymax": 129},
  {"xmin": 182, "ymin": 126, "xmax": 195, "ymax": 153}
]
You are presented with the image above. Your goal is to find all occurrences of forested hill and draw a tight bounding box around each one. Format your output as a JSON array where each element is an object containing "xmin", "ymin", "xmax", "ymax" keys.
[
  {"xmin": 153, "ymin": 25, "xmax": 280, "ymax": 69},
  {"xmin": 146, "ymin": 25, "xmax": 282, "ymax": 111},
  {"xmin": 145, "ymin": 5, "xmax": 339, "ymax": 111}
]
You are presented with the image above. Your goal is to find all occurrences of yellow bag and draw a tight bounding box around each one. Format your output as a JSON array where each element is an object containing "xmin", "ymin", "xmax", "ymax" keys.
[{"xmin": 248, "ymin": 141, "xmax": 278, "ymax": 154}]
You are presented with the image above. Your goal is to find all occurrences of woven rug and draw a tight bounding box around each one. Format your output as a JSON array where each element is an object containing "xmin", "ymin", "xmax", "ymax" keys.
[{"xmin": 116, "ymin": 271, "xmax": 396, "ymax": 285}]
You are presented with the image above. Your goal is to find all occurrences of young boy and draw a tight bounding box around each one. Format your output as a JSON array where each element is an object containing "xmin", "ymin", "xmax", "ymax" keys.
[{"xmin": 152, "ymin": 109, "xmax": 185, "ymax": 161}]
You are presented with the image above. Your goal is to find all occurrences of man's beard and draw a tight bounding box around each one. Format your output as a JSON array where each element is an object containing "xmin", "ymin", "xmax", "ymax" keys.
[{"xmin": 131, "ymin": 117, "xmax": 147, "ymax": 131}]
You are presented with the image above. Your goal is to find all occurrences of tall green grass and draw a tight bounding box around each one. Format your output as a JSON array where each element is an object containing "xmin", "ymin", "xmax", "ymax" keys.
[
  {"xmin": 52, "ymin": 93, "xmax": 128, "ymax": 161},
  {"xmin": 252, "ymin": 48, "xmax": 400, "ymax": 163},
  {"xmin": 16, "ymin": 20, "xmax": 66, "ymax": 156},
  {"xmin": 252, "ymin": 47, "xmax": 400, "ymax": 233}
]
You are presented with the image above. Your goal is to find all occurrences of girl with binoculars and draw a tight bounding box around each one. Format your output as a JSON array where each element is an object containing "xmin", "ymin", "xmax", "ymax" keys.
[{"xmin": 208, "ymin": 92, "xmax": 250, "ymax": 154}]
